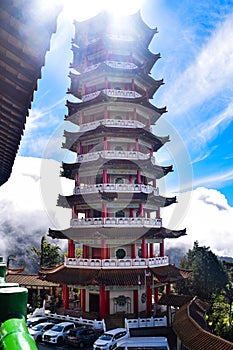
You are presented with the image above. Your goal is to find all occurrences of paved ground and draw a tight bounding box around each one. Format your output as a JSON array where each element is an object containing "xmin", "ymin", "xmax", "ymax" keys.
[{"xmin": 37, "ymin": 342, "xmax": 92, "ymax": 350}]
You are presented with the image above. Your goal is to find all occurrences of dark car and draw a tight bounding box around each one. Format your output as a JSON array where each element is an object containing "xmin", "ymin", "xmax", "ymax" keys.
[{"xmin": 65, "ymin": 326, "xmax": 99, "ymax": 348}]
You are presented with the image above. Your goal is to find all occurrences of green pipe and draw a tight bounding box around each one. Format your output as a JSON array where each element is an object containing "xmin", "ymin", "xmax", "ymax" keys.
[
  {"xmin": 0, "ymin": 318, "xmax": 38, "ymax": 350},
  {"xmin": 0, "ymin": 263, "xmax": 6, "ymax": 284},
  {"xmin": 0, "ymin": 287, "xmax": 28, "ymax": 323}
]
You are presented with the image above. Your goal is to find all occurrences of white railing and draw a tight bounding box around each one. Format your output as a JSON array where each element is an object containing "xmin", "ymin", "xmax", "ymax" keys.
[
  {"xmin": 76, "ymin": 150, "xmax": 150, "ymax": 163},
  {"xmin": 82, "ymin": 89, "xmax": 141, "ymax": 102},
  {"xmin": 125, "ymin": 316, "xmax": 167, "ymax": 329},
  {"xmin": 106, "ymin": 60, "xmax": 137, "ymax": 70},
  {"xmin": 70, "ymin": 217, "xmax": 162, "ymax": 228},
  {"xmin": 49, "ymin": 313, "xmax": 105, "ymax": 330},
  {"xmin": 79, "ymin": 118, "xmax": 144, "ymax": 132},
  {"xmin": 74, "ymin": 183, "xmax": 159, "ymax": 196},
  {"xmin": 82, "ymin": 91, "xmax": 101, "ymax": 102},
  {"xmin": 65, "ymin": 256, "xmax": 169, "ymax": 269},
  {"xmin": 104, "ymin": 89, "xmax": 141, "ymax": 99},
  {"xmin": 107, "ymin": 33, "xmax": 134, "ymax": 41},
  {"xmin": 84, "ymin": 61, "xmax": 137, "ymax": 74}
]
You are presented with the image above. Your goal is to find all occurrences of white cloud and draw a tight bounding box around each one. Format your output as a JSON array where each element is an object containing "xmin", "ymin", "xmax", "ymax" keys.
[{"xmin": 163, "ymin": 187, "xmax": 233, "ymax": 257}]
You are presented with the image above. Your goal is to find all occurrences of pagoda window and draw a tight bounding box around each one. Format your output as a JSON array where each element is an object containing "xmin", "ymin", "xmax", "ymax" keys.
[
  {"xmin": 115, "ymin": 146, "xmax": 123, "ymax": 151},
  {"xmin": 115, "ymin": 115, "xmax": 122, "ymax": 120},
  {"xmin": 93, "ymin": 210, "xmax": 101, "ymax": 218},
  {"xmin": 116, "ymin": 210, "xmax": 125, "ymax": 218},
  {"xmin": 115, "ymin": 177, "xmax": 124, "ymax": 184},
  {"xmin": 116, "ymin": 248, "xmax": 126, "ymax": 259}
]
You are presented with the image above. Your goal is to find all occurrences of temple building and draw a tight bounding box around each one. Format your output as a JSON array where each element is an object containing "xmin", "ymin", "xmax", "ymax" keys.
[{"xmin": 41, "ymin": 11, "xmax": 190, "ymax": 320}]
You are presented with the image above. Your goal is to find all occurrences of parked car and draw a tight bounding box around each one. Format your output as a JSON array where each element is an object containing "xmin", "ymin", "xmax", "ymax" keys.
[
  {"xmin": 28, "ymin": 322, "xmax": 54, "ymax": 342},
  {"xmin": 116, "ymin": 336, "xmax": 170, "ymax": 350},
  {"xmin": 26, "ymin": 316, "xmax": 48, "ymax": 328},
  {"xmin": 93, "ymin": 328, "xmax": 129, "ymax": 350},
  {"xmin": 42, "ymin": 321, "xmax": 75, "ymax": 346},
  {"xmin": 65, "ymin": 326, "xmax": 99, "ymax": 348}
]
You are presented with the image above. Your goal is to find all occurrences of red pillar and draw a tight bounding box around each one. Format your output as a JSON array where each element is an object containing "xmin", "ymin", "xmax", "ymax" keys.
[
  {"xmin": 141, "ymin": 239, "xmax": 147, "ymax": 258},
  {"xmin": 137, "ymin": 170, "xmax": 141, "ymax": 184},
  {"xmin": 72, "ymin": 205, "xmax": 78, "ymax": 218},
  {"xmin": 129, "ymin": 208, "xmax": 134, "ymax": 217},
  {"xmin": 68, "ymin": 240, "xmax": 75, "ymax": 258},
  {"xmin": 139, "ymin": 203, "xmax": 143, "ymax": 217},
  {"xmin": 104, "ymin": 136, "xmax": 108, "ymax": 150},
  {"xmin": 83, "ymin": 245, "xmax": 89, "ymax": 258},
  {"xmin": 101, "ymin": 240, "xmax": 107, "ymax": 259},
  {"xmin": 135, "ymin": 138, "xmax": 139, "ymax": 151},
  {"xmin": 99, "ymin": 285, "xmax": 106, "ymax": 319},
  {"xmin": 62, "ymin": 284, "xmax": 69, "ymax": 310},
  {"xmin": 160, "ymin": 240, "xmax": 164, "ymax": 257},
  {"xmin": 154, "ymin": 287, "xmax": 159, "ymax": 303},
  {"xmin": 102, "ymin": 203, "xmax": 107, "ymax": 218},
  {"xmin": 131, "ymin": 244, "xmax": 136, "ymax": 259},
  {"xmin": 75, "ymin": 173, "xmax": 80, "ymax": 187},
  {"xmin": 133, "ymin": 290, "xmax": 138, "ymax": 315},
  {"xmin": 146, "ymin": 285, "xmax": 152, "ymax": 316},
  {"xmin": 105, "ymin": 290, "xmax": 110, "ymax": 316},
  {"xmin": 80, "ymin": 289, "xmax": 86, "ymax": 312},
  {"xmin": 103, "ymin": 169, "xmax": 107, "ymax": 183},
  {"xmin": 149, "ymin": 243, "xmax": 154, "ymax": 258},
  {"xmin": 132, "ymin": 78, "xmax": 135, "ymax": 91},
  {"xmin": 166, "ymin": 284, "xmax": 171, "ymax": 295}
]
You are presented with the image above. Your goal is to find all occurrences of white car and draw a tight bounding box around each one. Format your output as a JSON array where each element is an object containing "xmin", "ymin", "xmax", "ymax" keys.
[
  {"xmin": 26, "ymin": 316, "xmax": 48, "ymax": 328},
  {"xmin": 93, "ymin": 328, "xmax": 129, "ymax": 350},
  {"xmin": 28, "ymin": 322, "xmax": 54, "ymax": 342},
  {"xmin": 42, "ymin": 321, "xmax": 75, "ymax": 346}
]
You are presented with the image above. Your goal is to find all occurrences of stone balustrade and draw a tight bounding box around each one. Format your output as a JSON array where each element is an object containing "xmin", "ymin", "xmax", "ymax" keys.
[
  {"xmin": 70, "ymin": 217, "xmax": 162, "ymax": 228},
  {"xmin": 74, "ymin": 183, "xmax": 159, "ymax": 196},
  {"xmin": 76, "ymin": 150, "xmax": 150, "ymax": 163},
  {"xmin": 65, "ymin": 256, "xmax": 169, "ymax": 269},
  {"xmin": 79, "ymin": 118, "xmax": 144, "ymax": 132}
]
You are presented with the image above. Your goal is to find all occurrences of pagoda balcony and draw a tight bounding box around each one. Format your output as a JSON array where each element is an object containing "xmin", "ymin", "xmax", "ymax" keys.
[
  {"xmin": 76, "ymin": 150, "xmax": 150, "ymax": 162},
  {"xmin": 65, "ymin": 256, "xmax": 169, "ymax": 269},
  {"xmin": 84, "ymin": 61, "xmax": 138, "ymax": 73},
  {"xmin": 82, "ymin": 89, "xmax": 142, "ymax": 102},
  {"xmin": 70, "ymin": 217, "xmax": 162, "ymax": 228},
  {"xmin": 79, "ymin": 118, "xmax": 144, "ymax": 132},
  {"xmin": 74, "ymin": 183, "xmax": 159, "ymax": 196}
]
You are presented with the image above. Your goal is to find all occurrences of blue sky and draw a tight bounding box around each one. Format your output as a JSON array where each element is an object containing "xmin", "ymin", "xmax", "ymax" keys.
[{"xmin": 2, "ymin": 0, "xmax": 232, "ymax": 259}]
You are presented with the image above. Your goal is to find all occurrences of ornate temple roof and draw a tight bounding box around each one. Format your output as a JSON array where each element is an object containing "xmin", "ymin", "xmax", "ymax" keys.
[
  {"xmin": 0, "ymin": 1, "xmax": 62, "ymax": 186},
  {"xmin": 61, "ymin": 159, "xmax": 173, "ymax": 180},
  {"xmin": 71, "ymin": 43, "xmax": 161, "ymax": 75},
  {"xmin": 48, "ymin": 227, "xmax": 187, "ymax": 245},
  {"xmin": 40, "ymin": 263, "xmax": 190, "ymax": 286},
  {"xmin": 57, "ymin": 192, "xmax": 176, "ymax": 209},
  {"xmin": 73, "ymin": 11, "xmax": 158, "ymax": 48},
  {"xmin": 68, "ymin": 68, "xmax": 164, "ymax": 100},
  {"xmin": 173, "ymin": 297, "xmax": 233, "ymax": 350},
  {"xmin": 65, "ymin": 95, "xmax": 167, "ymax": 117},
  {"xmin": 63, "ymin": 124, "xmax": 169, "ymax": 153},
  {"xmin": 6, "ymin": 273, "xmax": 59, "ymax": 288}
]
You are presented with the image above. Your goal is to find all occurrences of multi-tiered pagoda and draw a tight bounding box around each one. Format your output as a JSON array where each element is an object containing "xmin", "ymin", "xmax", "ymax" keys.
[{"xmin": 43, "ymin": 11, "xmax": 188, "ymax": 319}]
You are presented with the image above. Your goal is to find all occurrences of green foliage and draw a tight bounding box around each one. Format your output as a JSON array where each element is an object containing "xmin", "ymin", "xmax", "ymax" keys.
[
  {"xmin": 175, "ymin": 241, "xmax": 229, "ymax": 300},
  {"xmin": 30, "ymin": 236, "xmax": 63, "ymax": 269}
]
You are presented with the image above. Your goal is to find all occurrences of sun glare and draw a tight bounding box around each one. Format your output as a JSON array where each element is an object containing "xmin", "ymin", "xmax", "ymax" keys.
[{"xmin": 62, "ymin": 0, "xmax": 145, "ymax": 21}]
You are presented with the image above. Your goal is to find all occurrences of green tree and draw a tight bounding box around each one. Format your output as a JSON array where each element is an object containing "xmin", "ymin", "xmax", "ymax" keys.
[
  {"xmin": 175, "ymin": 241, "xmax": 229, "ymax": 300},
  {"xmin": 30, "ymin": 236, "xmax": 63, "ymax": 269}
]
